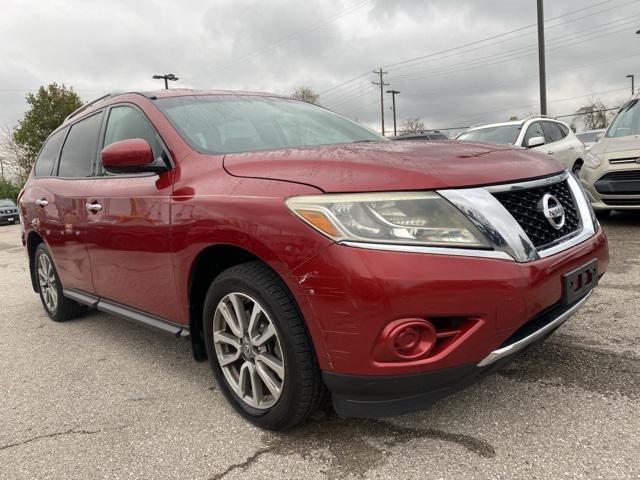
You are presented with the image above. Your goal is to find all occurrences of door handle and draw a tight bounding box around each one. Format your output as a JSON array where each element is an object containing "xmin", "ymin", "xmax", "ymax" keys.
[
  {"xmin": 547, "ymin": 150, "xmax": 554, "ymax": 155},
  {"xmin": 568, "ymin": 146, "xmax": 575, "ymax": 150},
  {"xmin": 35, "ymin": 198, "xmax": 48, "ymax": 207},
  {"xmin": 86, "ymin": 202, "xmax": 103, "ymax": 212}
]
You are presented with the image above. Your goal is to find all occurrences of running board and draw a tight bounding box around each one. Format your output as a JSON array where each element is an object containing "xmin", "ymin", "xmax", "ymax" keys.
[{"xmin": 63, "ymin": 289, "xmax": 189, "ymax": 338}]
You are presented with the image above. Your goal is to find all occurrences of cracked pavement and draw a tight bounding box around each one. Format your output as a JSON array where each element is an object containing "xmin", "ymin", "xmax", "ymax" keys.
[{"xmin": 1, "ymin": 214, "xmax": 639, "ymax": 480}]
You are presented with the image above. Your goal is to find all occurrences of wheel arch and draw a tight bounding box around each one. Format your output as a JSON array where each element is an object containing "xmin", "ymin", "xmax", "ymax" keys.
[{"xmin": 187, "ymin": 243, "xmax": 267, "ymax": 362}]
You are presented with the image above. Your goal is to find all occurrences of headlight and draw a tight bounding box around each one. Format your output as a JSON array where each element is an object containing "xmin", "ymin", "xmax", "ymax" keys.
[
  {"xmin": 584, "ymin": 151, "xmax": 602, "ymax": 169},
  {"xmin": 286, "ymin": 192, "xmax": 490, "ymax": 248}
]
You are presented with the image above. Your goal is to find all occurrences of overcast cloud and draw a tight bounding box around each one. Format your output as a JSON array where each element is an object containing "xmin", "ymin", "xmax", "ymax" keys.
[{"xmin": 0, "ymin": 0, "xmax": 637, "ymax": 134}]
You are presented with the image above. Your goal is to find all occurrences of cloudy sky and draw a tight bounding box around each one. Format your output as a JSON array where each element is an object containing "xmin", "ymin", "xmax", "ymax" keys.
[{"xmin": 0, "ymin": 0, "xmax": 638, "ymax": 134}]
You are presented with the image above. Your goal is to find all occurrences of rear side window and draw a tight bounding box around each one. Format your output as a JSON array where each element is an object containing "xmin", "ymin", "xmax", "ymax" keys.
[
  {"xmin": 34, "ymin": 129, "xmax": 66, "ymax": 177},
  {"xmin": 542, "ymin": 122, "xmax": 563, "ymax": 143},
  {"xmin": 523, "ymin": 122, "xmax": 545, "ymax": 145},
  {"xmin": 58, "ymin": 112, "xmax": 103, "ymax": 178},
  {"xmin": 557, "ymin": 123, "xmax": 569, "ymax": 137},
  {"xmin": 103, "ymin": 105, "xmax": 164, "ymax": 159}
]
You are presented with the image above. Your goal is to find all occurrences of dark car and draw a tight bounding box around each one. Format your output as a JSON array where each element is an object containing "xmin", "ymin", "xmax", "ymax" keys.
[
  {"xmin": 0, "ymin": 199, "xmax": 19, "ymax": 225},
  {"xmin": 20, "ymin": 89, "xmax": 607, "ymax": 430},
  {"xmin": 391, "ymin": 130, "xmax": 448, "ymax": 141}
]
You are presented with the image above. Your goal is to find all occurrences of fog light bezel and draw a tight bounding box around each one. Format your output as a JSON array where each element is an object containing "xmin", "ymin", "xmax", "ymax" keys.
[{"xmin": 377, "ymin": 318, "xmax": 437, "ymax": 361}]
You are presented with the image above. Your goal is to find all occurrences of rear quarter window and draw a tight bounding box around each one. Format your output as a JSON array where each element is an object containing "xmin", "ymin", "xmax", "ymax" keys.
[{"xmin": 34, "ymin": 129, "xmax": 66, "ymax": 177}]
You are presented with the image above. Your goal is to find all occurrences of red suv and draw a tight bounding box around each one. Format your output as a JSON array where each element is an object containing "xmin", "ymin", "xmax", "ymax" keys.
[{"xmin": 19, "ymin": 90, "xmax": 608, "ymax": 430}]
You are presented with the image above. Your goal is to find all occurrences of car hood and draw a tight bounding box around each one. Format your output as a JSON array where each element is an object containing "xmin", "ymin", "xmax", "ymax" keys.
[
  {"xmin": 223, "ymin": 140, "xmax": 565, "ymax": 192},
  {"xmin": 590, "ymin": 135, "xmax": 640, "ymax": 158}
]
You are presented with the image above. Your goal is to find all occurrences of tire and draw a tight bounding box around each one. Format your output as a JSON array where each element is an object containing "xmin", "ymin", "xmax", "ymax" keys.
[
  {"xmin": 595, "ymin": 209, "xmax": 611, "ymax": 219},
  {"xmin": 203, "ymin": 261, "xmax": 326, "ymax": 430},
  {"xmin": 34, "ymin": 243, "xmax": 87, "ymax": 322},
  {"xmin": 572, "ymin": 160, "xmax": 583, "ymax": 177}
]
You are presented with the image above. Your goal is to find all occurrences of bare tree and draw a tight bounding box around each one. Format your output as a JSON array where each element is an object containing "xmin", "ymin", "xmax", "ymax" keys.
[
  {"xmin": 574, "ymin": 98, "xmax": 611, "ymax": 130},
  {"xmin": 291, "ymin": 86, "xmax": 320, "ymax": 104},
  {"xmin": 401, "ymin": 117, "xmax": 425, "ymax": 134},
  {"xmin": 0, "ymin": 127, "xmax": 29, "ymax": 184}
]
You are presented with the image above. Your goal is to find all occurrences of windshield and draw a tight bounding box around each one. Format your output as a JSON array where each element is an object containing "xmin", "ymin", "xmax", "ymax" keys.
[
  {"xmin": 156, "ymin": 95, "xmax": 384, "ymax": 154},
  {"xmin": 0, "ymin": 200, "xmax": 15, "ymax": 207},
  {"xmin": 456, "ymin": 125, "xmax": 521, "ymax": 144},
  {"xmin": 606, "ymin": 99, "xmax": 640, "ymax": 138}
]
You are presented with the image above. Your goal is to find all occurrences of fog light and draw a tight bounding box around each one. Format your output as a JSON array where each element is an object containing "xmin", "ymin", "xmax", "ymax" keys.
[{"xmin": 383, "ymin": 319, "xmax": 437, "ymax": 361}]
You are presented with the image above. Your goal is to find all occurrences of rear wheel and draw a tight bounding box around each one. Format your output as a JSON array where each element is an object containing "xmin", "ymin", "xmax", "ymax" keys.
[
  {"xmin": 203, "ymin": 261, "xmax": 326, "ymax": 430},
  {"xmin": 34, "ymin": 243, "xmax": 87, "ymax": 322}
]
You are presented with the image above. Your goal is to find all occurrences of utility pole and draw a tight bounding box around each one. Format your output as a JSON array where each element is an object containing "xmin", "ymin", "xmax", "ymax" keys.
[
  {"xmin": 152, "ymin": 73, "xmax": 179, "ymax": 89},
  {"xmin": 537, "ymin": 0, "xmax": 547, "ymax": 115},
  {"xmin": 386, "ymin": 89, "xmax": 400, "ymax": 136},
  {"xmin": 373, "ymin": 68, "xmax": 389, "ymax": 136},
  {"xmin": 627, "ymin": 74, "xmax": 635, "ymax": 96}
]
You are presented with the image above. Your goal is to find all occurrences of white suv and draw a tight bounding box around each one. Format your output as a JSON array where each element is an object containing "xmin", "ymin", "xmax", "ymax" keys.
[{"xmin": 457, "ymin": 117, "xmax": 586, "ymax": 174}]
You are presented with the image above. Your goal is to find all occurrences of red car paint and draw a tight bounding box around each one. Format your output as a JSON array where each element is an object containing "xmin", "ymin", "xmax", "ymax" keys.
[{"xmin": 20, "ymin": 90, "xmax": 608, "ymax": 411}]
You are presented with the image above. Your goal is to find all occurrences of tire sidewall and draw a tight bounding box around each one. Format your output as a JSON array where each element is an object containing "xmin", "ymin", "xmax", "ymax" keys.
[{"xmin": 203, "ymin": 272, "xmax": 304, "ymax": 428}]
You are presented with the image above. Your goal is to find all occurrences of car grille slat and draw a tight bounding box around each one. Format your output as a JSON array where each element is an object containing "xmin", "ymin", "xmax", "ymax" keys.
[{"xmin": 492, "ymin": 179, "xmax": 581, "ymax": 250}]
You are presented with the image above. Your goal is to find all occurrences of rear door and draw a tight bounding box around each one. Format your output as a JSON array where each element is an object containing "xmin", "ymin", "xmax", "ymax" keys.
[
  {"xmin": 33, "ymin": 112, "xmax": 104, "ymax": 293},
  {"xmin": 84, "ymin": 103, "xmax": 180, "ymax": 322},
  {"xmin": 541, "ymin": 121, "xmax": 573, "ymax": 168}
]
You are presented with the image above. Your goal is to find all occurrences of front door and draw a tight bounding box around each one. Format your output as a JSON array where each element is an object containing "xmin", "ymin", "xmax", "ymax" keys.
[{"xmin": 84, "ymin": 104, "xmax": 181, "ymax": 322}]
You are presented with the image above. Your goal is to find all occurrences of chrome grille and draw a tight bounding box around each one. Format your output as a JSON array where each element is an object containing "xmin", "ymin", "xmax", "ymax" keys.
[{"xmin": 492, "ymin": 179, "xmax": 581, "ymax": 250}]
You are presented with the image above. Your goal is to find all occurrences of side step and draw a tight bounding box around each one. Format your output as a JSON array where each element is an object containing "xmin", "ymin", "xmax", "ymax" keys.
[{"xmin": 63, "ymin": 289, "xmax": 189, "ymax": 338}]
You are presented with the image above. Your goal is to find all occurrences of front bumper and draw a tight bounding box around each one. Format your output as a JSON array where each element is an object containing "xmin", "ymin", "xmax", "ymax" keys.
[
  {"xmin": 0, "ymin": 213, "xmax": 18, "ymax": 224},
  {"xmin": 322, "ymin": 292, "xmax": 593, "ymax": 417},
  {"xmin": 580, "ymin": 166, "xmax": 640, "ymax": 210}
]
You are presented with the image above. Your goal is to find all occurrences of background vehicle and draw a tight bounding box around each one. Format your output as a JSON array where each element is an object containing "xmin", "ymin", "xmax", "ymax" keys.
[
  {"xmin": 456, "ymin": 116, "xmax": 586, "ymax": 174},
  {"xmin": 576, "ymin": 129, "xmax": 605, "ymax": 151},
  {"xmin": 579, "ymin": 95, "xmax": 640, "ymax": 216},
  {"xmin": 0, "ymin": 199, "xmax": 19, "ymax": 225},
  {"xmin": 391, "ymin": 130, "xmax": 448, "ymax": 140},
  {"xmin": 19, "ymin": 90, "xmax": 607, "ymax": 430}
]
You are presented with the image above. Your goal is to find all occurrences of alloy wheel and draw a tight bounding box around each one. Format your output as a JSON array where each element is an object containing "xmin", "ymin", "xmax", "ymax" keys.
[
  {"xmin": 212, "ymin": 292, "xmax": 285, "ymax": 409},
  {"xmin": 38, "ymin": 253, "xmax": 58, "ymax": 312}
]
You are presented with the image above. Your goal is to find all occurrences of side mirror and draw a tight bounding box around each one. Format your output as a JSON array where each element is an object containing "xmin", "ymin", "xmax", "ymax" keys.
[
  {"xmin": 527, "ymin": 136, "xmax": 546, "ymax": 148},
  {"xmin": 101, "ymin": 138, "xmax": 168, "ymax": 173},
  {"xmin": 595, "ymin": 132, "xmax": 604, "ymax": 142}
]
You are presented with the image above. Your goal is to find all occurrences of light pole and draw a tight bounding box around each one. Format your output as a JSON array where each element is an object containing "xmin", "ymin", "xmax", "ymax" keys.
[
  {"xmin": 627, "ymin": 74, "xmax": 635, "ymax": 96},
  {"xmin": 152, "ymin": 74, "xmax": 179, "ymax": 89},
  {"xmin": 386, "ymin": 89, "xmax": 400, "ymax": 136},
  {"xmin": 537, "ymin": 0, "xmax": 547, "ymax": 115}
]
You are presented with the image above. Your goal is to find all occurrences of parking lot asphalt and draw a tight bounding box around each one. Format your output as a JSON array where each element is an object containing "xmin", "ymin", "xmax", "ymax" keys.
[{"xmin": 1, "ymin": 216, "xmax": 639, "ymax": 480}]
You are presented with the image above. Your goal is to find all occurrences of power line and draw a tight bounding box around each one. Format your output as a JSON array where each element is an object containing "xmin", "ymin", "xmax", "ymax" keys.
[
  {"xmin": 216, "ymin": 0, "xmax": 373, "ymax": 73},
  {"xmin": 319, "ymin": 0, "xmax": 622, "ymax": 98},
  {"xmin": 325, "ymin": 17, "xmax": 639, "ymax": 111}
]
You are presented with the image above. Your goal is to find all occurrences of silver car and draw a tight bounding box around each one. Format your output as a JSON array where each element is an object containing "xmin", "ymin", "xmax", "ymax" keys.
[
  {"xmin": 579, "ymin": 96, "xmax": 640, "ymax": 216},
  {"xmin": 457, "ymin": 116, "xmax": 587, "ymax": 175}
]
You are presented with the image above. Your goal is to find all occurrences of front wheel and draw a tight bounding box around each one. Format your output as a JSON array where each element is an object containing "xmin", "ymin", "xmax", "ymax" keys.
[{"xmin": 203, "ymin": 262, "xmax": 326, "ymax": 430}]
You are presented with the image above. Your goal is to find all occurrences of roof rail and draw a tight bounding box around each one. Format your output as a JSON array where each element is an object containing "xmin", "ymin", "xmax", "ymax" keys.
[
  {"xmin": 521, "ymin": 114, "xmax": 556, "ymax": 122},
  {"xmin": 64, "ymin": 92, "xmax": 116, "ymax": 123}
]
